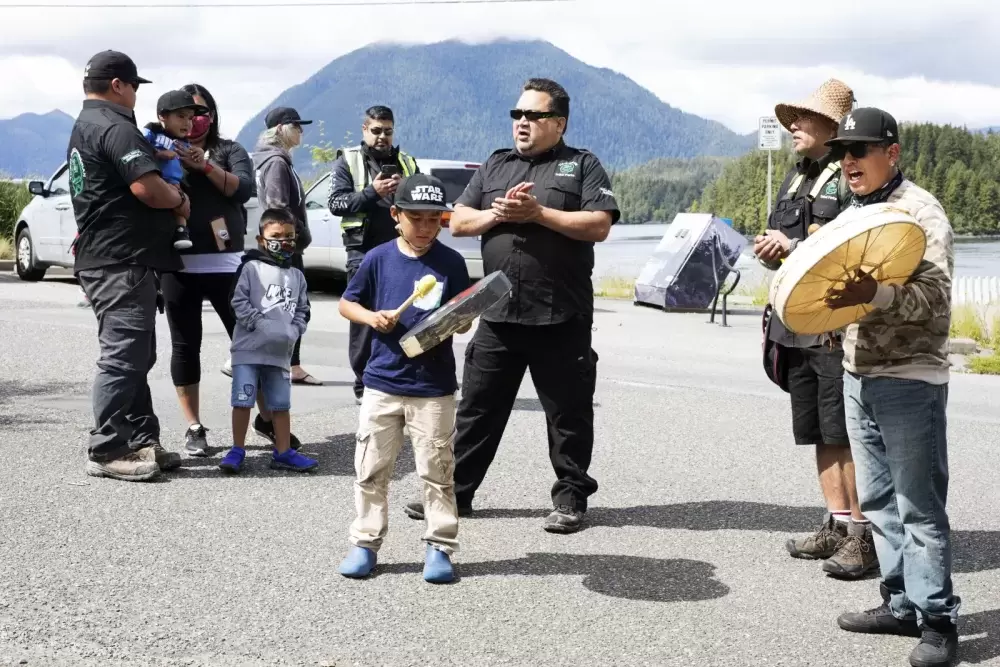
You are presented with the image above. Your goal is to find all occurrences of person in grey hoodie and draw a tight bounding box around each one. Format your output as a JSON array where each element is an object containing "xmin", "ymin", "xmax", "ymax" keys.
[
  {"xmin": 218, "ymin": 208, "xmax": 317, "ymax": 473},
  {"xmin": 252, "ymin": 106, "xmax": 319, "ymax": 386}
]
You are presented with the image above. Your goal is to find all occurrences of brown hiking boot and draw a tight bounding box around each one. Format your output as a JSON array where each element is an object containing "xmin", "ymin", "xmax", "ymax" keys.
[
  {"xmin": 151, "ymin": 444, "xmax": 181, "ymax": 471},
  {"xmin": 786, "ymin": 513, "xmax": 848, "ymax": 559},
  {"xmin": 86, "ymin": 447, "xmax": 160, "ymax": 482},
  {"xmin": 823, "ymin": 520, "xmax": 879, "ymax": 579}
]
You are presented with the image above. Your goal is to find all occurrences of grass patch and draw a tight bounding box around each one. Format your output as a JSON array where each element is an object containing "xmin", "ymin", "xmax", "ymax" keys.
[
  {"xmin": 735, "ymin": 277, "xmax": 770, "ymax": 306},
  {"xmin": 0, "ymin": 179, "xmax": 34, "ymax": 242},
  {"xmin": 966, "ymin": 354, "xmax": 1000, "ymax": 375},
  {"xmin": 594, "ymin": 275, "xmax": 634, "ymax": 299},
  {"xmin": 0, "ymin": 236, "xmax": 12, "ymax": 261},
  {"xmin": 949, "ymin": 303, "xmax": 990, "ymax": 344}
]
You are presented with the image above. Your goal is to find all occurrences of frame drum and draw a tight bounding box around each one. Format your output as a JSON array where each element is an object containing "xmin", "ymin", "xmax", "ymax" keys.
[
  {"xmin": 399, "ymin": 270, "xmax": 512, "ymax": 358},
  {"xmin": 769, "ymin": 203, "xmax": 926, "ymax": 335}
]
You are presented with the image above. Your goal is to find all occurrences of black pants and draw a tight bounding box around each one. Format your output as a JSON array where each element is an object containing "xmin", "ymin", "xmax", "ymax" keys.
[
  {"xmin": 161, "ymin": 271, "xmax": 236, "ymax": 387},
  {"xmin": 77, "ymin": 264, "xmax": 160, "ymax": 462},
  {"xmin": 290, "ymin": 252, "xmax": 310, "ymax": 368},
  {"xmin": 346, "ymin": 249, "xmax": 371, "ymax": 398},
  {"xmin": 453, "ymin": 318, "xmax": 600, "ymax": 511}
]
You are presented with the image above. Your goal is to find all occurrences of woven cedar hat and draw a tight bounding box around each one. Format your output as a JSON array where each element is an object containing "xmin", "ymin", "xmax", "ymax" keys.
[{"xmin": 775, "ymin": 78, "xmax": 855, "ymax": 132}]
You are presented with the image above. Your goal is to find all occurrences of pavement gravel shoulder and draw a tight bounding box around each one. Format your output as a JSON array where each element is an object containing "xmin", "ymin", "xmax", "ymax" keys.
[{"xmin": 1, "ymin": 273, "xmax": 999, "ymax": 666}]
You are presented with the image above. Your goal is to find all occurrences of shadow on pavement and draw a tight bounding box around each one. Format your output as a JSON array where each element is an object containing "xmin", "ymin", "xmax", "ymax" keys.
[
  {"xmin": 0, "ymin": 380, "xmax": 88, "ymax": 429},
  {"xmin": 373, "ymin": 552, "xmax": 730, "ymax": 602},
  {"xmin": 959, "ymin": 608, "xmax": 1000, "ymax": 664},
  {"xmin": 466, "ymin": 501, "xmax": 1000, "ymax": 574}
]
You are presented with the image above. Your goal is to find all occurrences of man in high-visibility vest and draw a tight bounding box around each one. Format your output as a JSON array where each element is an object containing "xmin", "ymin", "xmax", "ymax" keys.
[
  {"xmin": 327, "ymin": 105, "xmax": 419, "ymax": 402},
  {"xmin": 754, "ymin": 79, "xmax": 879, "ymax": 581}
]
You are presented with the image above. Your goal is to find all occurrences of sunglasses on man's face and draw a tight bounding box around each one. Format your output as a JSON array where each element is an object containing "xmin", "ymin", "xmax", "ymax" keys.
[
  {"xmin": 837, "ymin": 142, "xmax": 888, "ymax": 159},
  {"xmin": 510, "ymin": 109, "xmax": 559, "ymax": 121},
  {"xmin": 368, "ymin": 126, "xmax": 393, "ymax": 136}
]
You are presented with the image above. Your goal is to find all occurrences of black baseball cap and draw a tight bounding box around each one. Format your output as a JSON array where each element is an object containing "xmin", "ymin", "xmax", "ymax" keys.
[
  {"xmin": 826, "ymin": 107, "xmax": 900, "ymax": 145},
  {"xmin": 394, "ymin": 174, "xmax": 452, "ymax": 212},
  {"xmin": 156, "ymin": 90, "xmax": 209, "ymax": 116},
  {"xmin": 83, "ymin": 50, "xmax": 151, "ymax": 84},
  {"xmin": 265, "ymin": 107, "xmax": 313, "ymax": 129}
]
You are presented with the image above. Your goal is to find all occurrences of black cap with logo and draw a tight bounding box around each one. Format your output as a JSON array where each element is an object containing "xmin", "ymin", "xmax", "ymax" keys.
[
  {"xmin": 83, "ymin": 50, "xmax": 151, "ymax": 84},
  {"xmin": 825, "ymin": 107, "xmax": 900, "ymax": 145},
  {"xmin": 265, "ymin": 107, "xmax": 313, "ymax": 129},
  {"xmin": 394, "ymin": 174, "xmax": 452, "ymax": 211},
  {"xmin": 156, "ymin": 90, "xmax": 209, "ymax": 116}
]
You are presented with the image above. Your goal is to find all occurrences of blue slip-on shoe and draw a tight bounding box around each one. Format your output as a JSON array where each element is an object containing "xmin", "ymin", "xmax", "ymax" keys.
[
  {"xmin": 218, "ymin": 446, "xmax": 246, "ymax": 473},
  {"xmin": 423, "ymin": 544, "xmax": 455, "ymax": 584},
  {"xmin": 270, "ymin": 448, "xmax": 318, "ymax": 472},
  {"xmin": 339, "ymin": 546, "xmax": 377, "ymax": 578}
]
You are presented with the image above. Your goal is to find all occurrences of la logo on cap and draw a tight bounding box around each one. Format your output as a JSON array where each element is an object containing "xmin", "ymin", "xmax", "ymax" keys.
[
  {"xmin": 844, "ymin": 114, "xmax": 856, "ymax": 130},
  {"xmin": 410, "ymin": 185, "xmax": 443, "ymax": 202}
]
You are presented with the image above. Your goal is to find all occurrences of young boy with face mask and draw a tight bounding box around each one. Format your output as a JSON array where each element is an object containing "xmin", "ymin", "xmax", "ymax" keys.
[
  {"xmin": 337, "ymin": 174, "xmax": 472, "ymax": 584},
  {"xmin": 220, "ymin": 208, "xmax": 317, "ymax": 474}
]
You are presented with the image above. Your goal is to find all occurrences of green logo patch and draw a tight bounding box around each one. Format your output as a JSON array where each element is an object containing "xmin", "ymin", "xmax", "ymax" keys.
[
  {"xmin": 824, "ymin": 181, "xmax": 838, "ymax": 195},
  {"xmin": 556, "ymin": 161, "xmax": 577, "ymax": 176},
  {"xmin": 68, "ymin": 148, "xmax": 85, "ymax": 197}
]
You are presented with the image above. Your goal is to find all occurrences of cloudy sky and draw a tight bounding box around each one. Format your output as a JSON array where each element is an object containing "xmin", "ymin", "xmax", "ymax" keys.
[{"xmin": 1, "ymin": 0, "xmax": 999, "ymax": 138}]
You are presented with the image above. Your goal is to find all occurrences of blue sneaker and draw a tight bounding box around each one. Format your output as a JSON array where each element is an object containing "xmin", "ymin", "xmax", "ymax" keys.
[
  {"xmin": 218, "ymin": 446, "xmax": 245, "ymax": 473},
  {"xmin": 339, "ymin": 546, "xmax": 377, "ymax": 578},
  {"xmin": 270, "ymin": 448, "xmax": 318, "ymax": 472},
  {"xmin": 423, "ymin": 544, "xmax": 455, "ymax": 584}
]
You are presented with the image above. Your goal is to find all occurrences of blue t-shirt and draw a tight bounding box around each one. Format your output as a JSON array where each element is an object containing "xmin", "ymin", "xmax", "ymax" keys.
[{"xmin": 342, "ymin": 239, "xmax": 471, "ymax": 398}]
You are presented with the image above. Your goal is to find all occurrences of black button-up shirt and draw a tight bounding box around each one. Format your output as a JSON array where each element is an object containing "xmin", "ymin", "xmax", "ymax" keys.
[
  {"xmin": 455, "ymin": 141, "xmax": 620, "ymax": 326},
  {"xmin": 68, "ymin": 99, "xmax": 181, "ymax": 272}
]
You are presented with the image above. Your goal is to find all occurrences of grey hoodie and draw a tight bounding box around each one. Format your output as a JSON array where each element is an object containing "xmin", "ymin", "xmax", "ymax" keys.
[
  {"xmin": 252, "ymin": 143, "xmax": 312, "ymax": 251},
  {"xmin": 230, "ymin": 249, "xmax": 309, "ymax": 370}
]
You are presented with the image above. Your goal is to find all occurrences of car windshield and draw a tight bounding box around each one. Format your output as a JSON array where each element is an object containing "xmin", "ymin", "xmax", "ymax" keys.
[{"xmin": 430, "ymin": 168, "xmax": 475, "ymax": 203}]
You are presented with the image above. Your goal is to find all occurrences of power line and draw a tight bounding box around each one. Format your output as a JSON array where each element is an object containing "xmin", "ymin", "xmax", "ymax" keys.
[{"xmin": 0, "ymin": 0, "xmax": 571, "ymax": 7}]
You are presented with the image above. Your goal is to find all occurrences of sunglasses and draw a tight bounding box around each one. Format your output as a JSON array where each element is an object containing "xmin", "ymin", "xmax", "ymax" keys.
[
  {"xmin": 510, "ymin": 109, "xmax": 560, "ymax": 121},
  {"xmin": 368, "ymin": 127, "xmax": 394, "ymax": 136},
  {"xmin": 835, "ymin": 142, "xmax": 889, "ymax": 159}
]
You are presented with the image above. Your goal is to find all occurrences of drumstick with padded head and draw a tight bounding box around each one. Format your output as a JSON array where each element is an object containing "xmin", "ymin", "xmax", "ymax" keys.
[{"xmin": 392, "ymin": 275, "xmax": 437, "ymax": 319}]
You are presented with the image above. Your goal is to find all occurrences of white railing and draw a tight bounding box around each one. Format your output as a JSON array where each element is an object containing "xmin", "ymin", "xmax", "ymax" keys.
[{"xmin": 953, "ymin": 276, "xmax": 1000, "ymax": 306}]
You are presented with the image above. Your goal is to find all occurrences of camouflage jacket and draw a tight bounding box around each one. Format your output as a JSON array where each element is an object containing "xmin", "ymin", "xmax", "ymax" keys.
[{"xmin": 842, "ymin": 180, "xmax": 954, "ymax": 377}]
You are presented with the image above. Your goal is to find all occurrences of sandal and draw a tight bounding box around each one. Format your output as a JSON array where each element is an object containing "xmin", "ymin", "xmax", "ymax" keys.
[{"xmin": 292, "ymin": 372, "xmax": 322, "ymax": 386}]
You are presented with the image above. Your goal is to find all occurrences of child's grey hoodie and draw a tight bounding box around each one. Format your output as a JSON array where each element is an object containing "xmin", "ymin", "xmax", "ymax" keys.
[{"xmin": 229, "ymin": 249, "xmax": 309, "ymax": 370}]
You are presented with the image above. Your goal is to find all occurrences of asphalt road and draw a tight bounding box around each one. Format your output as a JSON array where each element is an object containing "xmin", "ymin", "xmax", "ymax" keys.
[{"xmin": 1, "ymin": 273, "xmax": 998, "ymax": 667}]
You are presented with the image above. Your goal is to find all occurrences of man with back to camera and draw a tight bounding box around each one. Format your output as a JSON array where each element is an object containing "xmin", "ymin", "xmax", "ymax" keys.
[
  {"xmin": 402, "ymin": 77, "xmax": 620, "ymax": 534},
  {"xmin": 69, "ymin": 50, "xmax": 188, "ymax": 481},
  {"xmin": 824, "ymin": 107, "xmax": 959, "ymax": 667},
  {"xmin": 327, "ymin": 105, "xmax": 419, "ymax": 404},
  {"xmin": 754, "ymin": 79, "xmax": 879, "ymax": 580}
]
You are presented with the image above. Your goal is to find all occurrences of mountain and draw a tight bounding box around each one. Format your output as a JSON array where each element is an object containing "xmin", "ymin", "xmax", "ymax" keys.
[
  {"xmin": 0, "ymin": 110, "xmax": 75, "ymax": 179},
  {"xmin": 235, "ymin": 39, "xmax": 754, "ymax": 176}
]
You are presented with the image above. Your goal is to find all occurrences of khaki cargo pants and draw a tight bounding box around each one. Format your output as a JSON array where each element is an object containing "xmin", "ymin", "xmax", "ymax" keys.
[{"xmin": 350, "ymin": 388, "xmax": 459, "ymax": 555}]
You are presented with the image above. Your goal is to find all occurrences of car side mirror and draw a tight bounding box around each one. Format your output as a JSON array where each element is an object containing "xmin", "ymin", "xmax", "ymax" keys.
[{"xmin": 28, "ymin": 181, "xmax": 47, "ymax": 196}]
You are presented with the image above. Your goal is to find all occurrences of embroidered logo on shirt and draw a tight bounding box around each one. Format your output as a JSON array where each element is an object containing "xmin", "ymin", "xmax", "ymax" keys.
[
  {"xmin": 120, "ymin": 149, "xmax": 145, "ymax": 165},
  {"xmin": 69, "ymin": 148, "xmax": 86, "ymax": 197},
  {"xmin": 599, "ymin": 187, "xmax": 615, "ymax": 198},
  {"xmin": 556, "ymin": 161, "xmax": 578, "ymax": 177},
  {"xmin": 260, "ymin": 283, "xmax": 296, "ymax": 314}
]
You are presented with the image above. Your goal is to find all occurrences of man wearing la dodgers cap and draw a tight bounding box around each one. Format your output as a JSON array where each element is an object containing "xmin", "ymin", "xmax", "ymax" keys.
[{"xmin": 336, "ymin": 173, "xmax": 471, "ymax": 583}]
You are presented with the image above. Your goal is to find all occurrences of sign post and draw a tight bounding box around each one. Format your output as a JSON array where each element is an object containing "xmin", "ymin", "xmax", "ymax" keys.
[{"xmin": 758, "ymin": 116, "xmax": 781, "ymax": 219}]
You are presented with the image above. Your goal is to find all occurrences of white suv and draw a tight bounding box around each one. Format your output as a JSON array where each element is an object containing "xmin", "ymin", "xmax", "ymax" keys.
[{"xmin": 14, "ymin": 158, "xmax": 484, "ymax": 281}]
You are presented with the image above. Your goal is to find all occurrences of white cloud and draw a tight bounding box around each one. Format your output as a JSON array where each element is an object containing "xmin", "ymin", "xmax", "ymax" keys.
[{"xmin": 0, "ymin": 0, "xmax": 998, "ymax": 137}]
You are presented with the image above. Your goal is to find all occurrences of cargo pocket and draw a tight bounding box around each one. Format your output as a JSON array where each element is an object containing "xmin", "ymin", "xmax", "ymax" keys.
[
  {"xmin": 547, "ymin": 179, "xmax": 583, "ymax": 211},
  {"xmin": 354, "ymin": 430, "xmax": 373, "ymax": 479}
]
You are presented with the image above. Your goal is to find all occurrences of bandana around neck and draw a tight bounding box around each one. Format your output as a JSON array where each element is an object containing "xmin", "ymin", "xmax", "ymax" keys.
[{"xmin": 851, "ymin": 169, "xmax": 904, "ymax": 208}]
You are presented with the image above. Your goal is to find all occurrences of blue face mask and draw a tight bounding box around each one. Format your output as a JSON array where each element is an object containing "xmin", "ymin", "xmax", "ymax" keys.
[{"xmin": 263, "ymin": 238, "xmax": 295, "ymax": 262}]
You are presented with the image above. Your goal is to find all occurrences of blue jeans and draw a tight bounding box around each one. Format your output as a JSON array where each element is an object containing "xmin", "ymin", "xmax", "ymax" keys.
[
  {"xmin": 844, "ymin": 372, "xmax": 960, "ymax": 623},
  {"xmin": 231, "ymin": 364, "xmax": 292, "ymax": 412}
]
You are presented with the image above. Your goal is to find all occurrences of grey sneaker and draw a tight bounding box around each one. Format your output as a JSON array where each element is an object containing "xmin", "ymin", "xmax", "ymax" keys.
[
  {"xmin": 404, "ymin": 501, "xmax": 473, "ymax": 520},
  {"xmin": 909, "ymin": 619, "xmax": 958, "ymax": 667},
  {"xmin": 823, "ymin": 521, "xmax": 879, "ymax": 579},
  {"xmin": 543, "ymin": 505, "xmax": 585, "ymax": 534},
  {"xmin": 86, "ymin": 448, "xmax": 159, "ymax": 482},
  {"xmin": 184, "ymin": 424, "xmax": 210, "ymax": 457},
  {"xmin": 837, "ymin": 583, "xmax": 922, "ymax": 637},
  {"xmin": 152, "ymin": 444, "xmax": 181, "ymax": 471},
  {"xmin": 786, "ymin": 513, "xmax": 848, "ymax": 559}
]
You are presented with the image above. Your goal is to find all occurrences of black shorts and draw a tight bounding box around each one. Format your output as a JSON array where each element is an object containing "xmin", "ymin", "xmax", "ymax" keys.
[{"xmin": 785, "ymin": 345, "xmax": 849, "ymax": 446}]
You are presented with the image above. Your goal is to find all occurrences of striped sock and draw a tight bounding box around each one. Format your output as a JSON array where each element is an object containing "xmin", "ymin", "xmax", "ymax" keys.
[{"xmin": 831, "ymin": 510, "xmax": 851, "ymax": 523}]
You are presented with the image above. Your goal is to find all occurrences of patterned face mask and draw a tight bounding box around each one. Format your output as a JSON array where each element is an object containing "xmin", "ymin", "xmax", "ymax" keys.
[{"xmin": 263, "ymin": 238, "xmax": 295, "ymax": 262}]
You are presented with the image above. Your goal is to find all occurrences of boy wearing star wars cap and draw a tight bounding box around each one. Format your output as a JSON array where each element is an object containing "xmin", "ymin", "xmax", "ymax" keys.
[
  {"xmin": 142, "ymin": 90, "xmax": 209, "ymax": 250},
  {"xmin": 337, "ymin": 173, "xmax": 471, "ymax": 584}
]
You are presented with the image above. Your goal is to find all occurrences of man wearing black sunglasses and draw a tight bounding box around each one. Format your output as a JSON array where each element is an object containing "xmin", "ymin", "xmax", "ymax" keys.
[
  {"xmin": 69, "ymin": 50, "xmax": 187, "ymax": 481},
  {"xmin": 328, "ymin": 105, "xmax": 419, "ymax": 402},
  {"xmin": 401, "ymin": 77, "xmax": 620, "ymax": 534},
  {"xmin": 824, "ymin": 107, "xmax": 960, "ymax": 667}
]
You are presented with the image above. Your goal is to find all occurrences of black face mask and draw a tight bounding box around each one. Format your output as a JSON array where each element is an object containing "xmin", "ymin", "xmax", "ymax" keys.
[{"xmin": 851, "ymin": 169, "xmax": 904, "ymax": 208}]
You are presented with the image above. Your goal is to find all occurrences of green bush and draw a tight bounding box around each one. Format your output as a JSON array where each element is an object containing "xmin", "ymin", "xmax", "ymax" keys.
[{"xmin": 0, "ymin": 179, "xmax": 33, "ymax": 243}]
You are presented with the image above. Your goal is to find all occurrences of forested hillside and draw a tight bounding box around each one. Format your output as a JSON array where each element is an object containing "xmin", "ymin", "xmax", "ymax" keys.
[
  {"xmin": 610, "ymin": 157, "xmax": 729, "ymax": 223},
  {"xmin": 692, "ymin": 123, "xmax": 1000, "ymax": 235}
]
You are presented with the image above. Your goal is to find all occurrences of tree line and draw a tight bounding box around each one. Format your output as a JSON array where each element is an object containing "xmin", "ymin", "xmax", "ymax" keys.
[{"xmin": 690, "ymin": 123, "xmax": 1000, "ymax": 235}]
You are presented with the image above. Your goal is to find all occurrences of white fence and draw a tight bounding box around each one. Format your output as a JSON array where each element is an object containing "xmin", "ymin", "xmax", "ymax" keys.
[{"xmin": 953, "ymin": 276, "xmax": 1000, "ymax": 306}]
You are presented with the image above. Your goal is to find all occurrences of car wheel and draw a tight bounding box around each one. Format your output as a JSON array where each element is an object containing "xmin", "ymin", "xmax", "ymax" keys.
[{"xmin": 15, "ymin": 227, "xmax": 47, "ymax": 281}]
